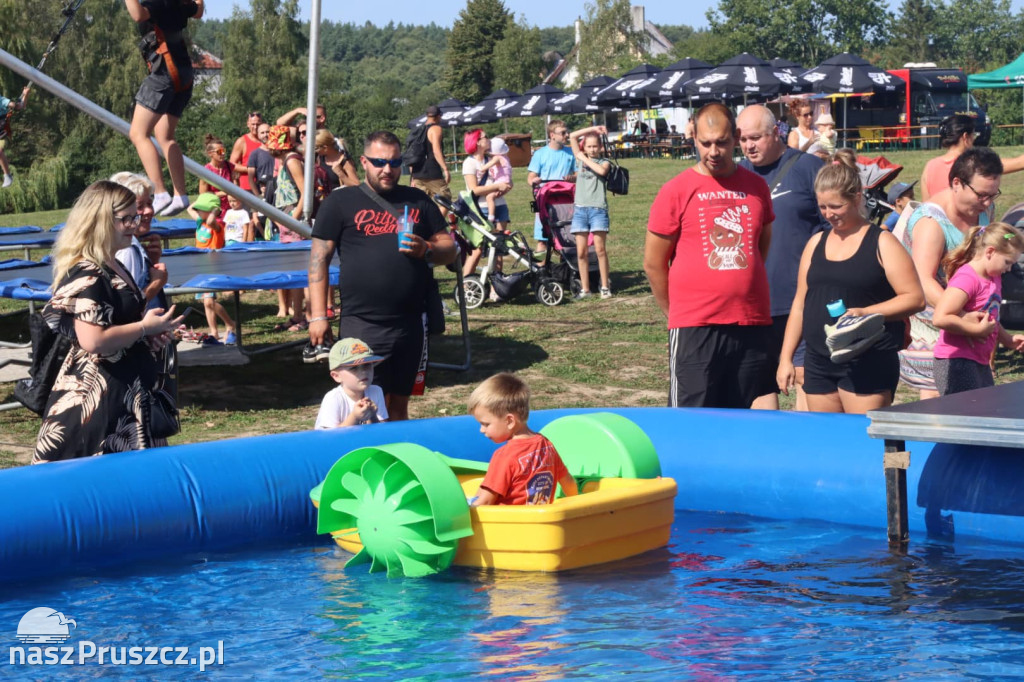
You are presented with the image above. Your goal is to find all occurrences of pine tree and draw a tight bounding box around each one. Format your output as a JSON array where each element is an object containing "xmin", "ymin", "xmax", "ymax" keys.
[{"xmin": 443, "ymin": 0, "xmax": 512, "ymax": 102}]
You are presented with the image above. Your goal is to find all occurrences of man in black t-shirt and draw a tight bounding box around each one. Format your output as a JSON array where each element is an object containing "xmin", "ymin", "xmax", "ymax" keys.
[
  {"xmin": 308, "ymin": 130, "xmax": 456, "ymax": 420},
  {"xmin": 737, "ymin": 104, "xmax": 828, "ymax": 411}
]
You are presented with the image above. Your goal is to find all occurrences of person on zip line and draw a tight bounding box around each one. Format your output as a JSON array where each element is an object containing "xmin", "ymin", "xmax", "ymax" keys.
[{"xmin": 124, "ymin": 0, "xmax": 205, "ymax": 217}]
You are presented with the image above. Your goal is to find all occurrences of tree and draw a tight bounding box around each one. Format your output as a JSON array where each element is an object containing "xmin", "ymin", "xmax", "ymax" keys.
[
  {"xmin": 492, "ymin": 16, "xmax": 544, "ymax": 94},
  {"xmin": 706, "ymin": 0, "xmax": 887, "ymax": 67},
  {"xmin": 219, "ymin": 0, "xmax": 306, "ymax": 126},
  {"xmin": 576, "ymin": 0, "xmax": 647, "ymax": 79},
  {"xmin": 443, "ymin": 0, "xmax": 512, "ymax": 102},
  {"xmin": 878, "ymin": 0, "xmax": 940, "ymax": 68}
]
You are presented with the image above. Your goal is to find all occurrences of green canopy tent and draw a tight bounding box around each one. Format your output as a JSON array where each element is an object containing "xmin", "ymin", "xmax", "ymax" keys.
[{"xmin": 967, "ymin": 53, "xmax": 1024, "ymax": 131}]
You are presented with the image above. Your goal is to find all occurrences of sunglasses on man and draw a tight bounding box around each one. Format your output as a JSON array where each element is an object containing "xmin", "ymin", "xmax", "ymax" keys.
[{"xmin": 363, "ymin": 156, "xmax": 403, "ymax": 168}]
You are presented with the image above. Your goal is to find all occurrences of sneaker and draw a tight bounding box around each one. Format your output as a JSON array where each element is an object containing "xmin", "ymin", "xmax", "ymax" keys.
[
  {"xmin": 575, "ymin": 290, "xmax": 591, "ymax": 300},
  {"xmin": 2, "ymin": 174, "xmax": 12, "ymax": 188},
  {"xmin": 824, "ymin": 313, "xmax": 885, "ymax": 353},
  {"xmin": 600, "ymin": 287, "xmax": 612, "ymax": 299},
  {"xmin": 224, "ymin": 331, "xmax": 237, "ymax": 345},
  {"xmin": 302, "ymin": 342, "xmax": 331, "ymax": 364},
  {"xmin": 201, "ymin": 336, "xmax": 223, "ymax": 346}
]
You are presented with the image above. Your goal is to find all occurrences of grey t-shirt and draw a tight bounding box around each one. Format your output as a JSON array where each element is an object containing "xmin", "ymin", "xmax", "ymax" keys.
[{"xmin": 574, "ymin": 157, "xmax": 609, "ymax": 209}]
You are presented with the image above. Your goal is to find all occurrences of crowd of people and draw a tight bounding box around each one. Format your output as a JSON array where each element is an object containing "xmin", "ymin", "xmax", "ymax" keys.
[
  {"xmin": 645, "ymin": 102, "xmax": 1024, "ymax": 416},
  {"xmin": 23, "ymin": 9, "xmax": 1024, "ymax": 464}
]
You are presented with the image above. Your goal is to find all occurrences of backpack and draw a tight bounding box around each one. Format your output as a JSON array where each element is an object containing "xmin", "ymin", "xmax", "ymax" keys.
[
  {"xmin": 13, "ymin": 313, "xmax": 72, "ymax": 416},
  {"xmin": 402, "ymin": 123, "xmax": 434, "ymax": 173}
]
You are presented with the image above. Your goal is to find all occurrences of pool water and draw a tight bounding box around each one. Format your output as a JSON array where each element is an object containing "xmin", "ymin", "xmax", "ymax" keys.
[{"xmin": 4, "ymin": 510, "xmax": 1024, "ymax": 679}]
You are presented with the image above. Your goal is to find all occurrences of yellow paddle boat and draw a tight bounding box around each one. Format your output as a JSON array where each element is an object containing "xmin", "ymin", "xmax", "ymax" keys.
[{"xmin": 311, "ymin": 413, "xmax": 677, "ymax": 577}]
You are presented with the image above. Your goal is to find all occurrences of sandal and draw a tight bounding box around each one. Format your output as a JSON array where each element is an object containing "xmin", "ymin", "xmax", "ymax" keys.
[
  {"xmin": 273, "ymin": 317, "xmax": 303, "ymax": 332},
  {"xmin": 287, "ymin": 319, "xmax": 309, "ymax": 332},
  {"xmin": 326, "ymin": 307, "xmax": 336, "ymax": 319}
]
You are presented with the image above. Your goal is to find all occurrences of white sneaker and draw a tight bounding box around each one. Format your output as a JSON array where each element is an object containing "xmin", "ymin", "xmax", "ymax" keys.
[
  {"xmin": 2, "ymin": 174, "xmax": 12, "ymax": 188},
  {"xmin": 575, "ymin": 290, "xmax": 591, "ymax": 300},
  {"xmin": 600, "ymin": 287, "xmax": 612, "ymax": 299}
]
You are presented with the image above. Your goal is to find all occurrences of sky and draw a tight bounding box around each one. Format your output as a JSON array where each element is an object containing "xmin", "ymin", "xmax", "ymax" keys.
[{"xmin": 204, "ymin": 0, "xmax": 1024, "ymax": 31}]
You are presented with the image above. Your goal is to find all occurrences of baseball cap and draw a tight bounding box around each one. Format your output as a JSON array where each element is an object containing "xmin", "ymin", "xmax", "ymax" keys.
[
  {"xmin": 192, "ymin": 193, "xmax": 221, "ymax": 213},
  {"xmin": 425, "ymin": 105, "xmax": 441, "ymax": 117},
  {"xmin": 886, "ymin": 181, "xmax": 917, "ymax": 205},
  {"xmin": 329, "ymin": 337, "xmax": 384, "ymax": 370}
]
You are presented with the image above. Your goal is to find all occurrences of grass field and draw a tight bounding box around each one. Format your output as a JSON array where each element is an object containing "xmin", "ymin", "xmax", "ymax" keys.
[{"xmin": 3, "ymin": 146, "xmax": 1024, "ymax": 466}]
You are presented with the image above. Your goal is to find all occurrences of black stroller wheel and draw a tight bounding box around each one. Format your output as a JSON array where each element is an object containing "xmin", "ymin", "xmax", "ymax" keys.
[
  {"xmin": 535, "ymin": 280, "xmax": 564, "ymax": 306},
  {"xmin": 456, "ymin": 276, "xmax": 487, "ymax": 310},
  {"xmin": 569, "ymin": 276, "xmax": 583, "ymax": 297}
]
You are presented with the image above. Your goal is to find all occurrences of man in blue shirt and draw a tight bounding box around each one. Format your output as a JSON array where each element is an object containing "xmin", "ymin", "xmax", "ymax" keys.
[
  {"xmin": 737, "ymin": 104, "xmax": 828, "ymax": 411},
  {"xmin": 527, "ymin": 120, "xmax": 576, "ymax": 250},
  {"xmin": 883, "ymin": 181, "xmax": 916, "ymax": 231}
]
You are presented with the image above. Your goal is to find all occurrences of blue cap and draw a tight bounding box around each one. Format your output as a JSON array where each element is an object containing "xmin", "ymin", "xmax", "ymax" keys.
[{"xmin": 826, "ymin": 300, "xmax": 846, "ymax": 317}]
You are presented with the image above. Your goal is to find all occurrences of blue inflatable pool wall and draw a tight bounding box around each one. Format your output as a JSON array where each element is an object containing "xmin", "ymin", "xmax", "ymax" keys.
[{"xmin": 3, "ymin": 407, "xmax": 1023, "ymax": 583}]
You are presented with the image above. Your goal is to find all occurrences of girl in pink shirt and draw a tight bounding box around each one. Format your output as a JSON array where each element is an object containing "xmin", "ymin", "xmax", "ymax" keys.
[{"xmin": 933, "ymin": 222, "xmax": 1024, "ymax": 394}]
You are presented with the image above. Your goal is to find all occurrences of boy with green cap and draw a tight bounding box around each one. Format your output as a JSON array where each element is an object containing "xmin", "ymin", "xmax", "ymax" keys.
[{"xmin": 314, "ymin": 338, "xmax": 389, "ymax": 428}]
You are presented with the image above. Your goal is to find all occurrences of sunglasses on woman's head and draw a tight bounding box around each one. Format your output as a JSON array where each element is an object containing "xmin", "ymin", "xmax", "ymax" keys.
[{"xmin": 363, "ymin": 156, "xmax": 403, "ymax": 168}]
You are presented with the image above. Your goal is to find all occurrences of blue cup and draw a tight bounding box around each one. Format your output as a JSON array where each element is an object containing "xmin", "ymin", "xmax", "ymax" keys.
[
  {"xmin": 397, "ymin": 217, "xmax": 411, "ymax": 250},
  {"xmin": 826, "ymin": 300, "xmax": 846, "ymax": 318}
]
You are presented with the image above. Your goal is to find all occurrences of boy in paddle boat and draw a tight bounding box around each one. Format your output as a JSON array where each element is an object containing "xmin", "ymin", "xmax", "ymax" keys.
[
  {"xmin": 314, "ymin": 338, "xmax": 388, "ymax": 428},
  {"xmin": 468, "ymin": 373, "xmax": 578, "ymax": 506}
]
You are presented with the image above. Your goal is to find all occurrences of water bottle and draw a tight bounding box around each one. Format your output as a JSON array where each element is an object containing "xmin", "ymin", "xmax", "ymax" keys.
[{"xmin": 826, "ymin": 299, "xmax": 846, "ymax": 322}]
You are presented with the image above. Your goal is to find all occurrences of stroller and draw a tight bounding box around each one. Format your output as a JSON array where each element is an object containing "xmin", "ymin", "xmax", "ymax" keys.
[
  {"xmin": 532, "ymin": 180, "xmax": 601, "ymax": 297},
  {"xmin": 855, "ymin": 154, "xmax": 904, "ymax": 228},
  {"xmin": 436, "ymin": 189, "xmax": 566, "ymax": 308}
]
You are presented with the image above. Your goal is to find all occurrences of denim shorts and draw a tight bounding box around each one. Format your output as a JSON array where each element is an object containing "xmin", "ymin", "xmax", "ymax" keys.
[
  {"xmin": 482, "ymin": 203, "xmax": 510, "ymax": 223},
  {"xmin": 571, "ymin": 206, "xmax": 610, "ymax": 234}
]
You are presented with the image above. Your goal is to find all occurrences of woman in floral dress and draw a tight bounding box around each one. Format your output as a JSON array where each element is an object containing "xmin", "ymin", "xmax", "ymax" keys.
[{"xmin": 33, "ymin": 181, "xmax": 184, "ymax": 463}]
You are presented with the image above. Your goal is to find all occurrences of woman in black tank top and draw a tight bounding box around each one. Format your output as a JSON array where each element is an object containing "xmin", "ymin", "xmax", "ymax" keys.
[{"xmin": 777, "ymin": 157, "xmax": 924, "ymax": 414}]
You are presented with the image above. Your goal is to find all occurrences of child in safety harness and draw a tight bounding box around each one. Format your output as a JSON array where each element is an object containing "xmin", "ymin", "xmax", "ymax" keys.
[
  {"xmin": 124, "ymin": 0, "xmax": 204, "ymax": 217},
  {"xmin": 0, "ymin": 86, "xmax": 30, "ymax": 188}
]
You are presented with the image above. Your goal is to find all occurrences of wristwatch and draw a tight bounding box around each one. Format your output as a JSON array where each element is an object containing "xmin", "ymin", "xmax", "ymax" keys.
[{"xmin": 424, "ymin": 244, "xmax": 434, "ymax": 265}]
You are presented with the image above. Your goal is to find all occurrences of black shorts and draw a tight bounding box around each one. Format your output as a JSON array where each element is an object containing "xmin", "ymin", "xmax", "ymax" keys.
[
  {"xmin": 337, "ymin": 315, "xmax": 425, "ymax": 397},
  {"xmin": 669, "ymin": 324, "xmax": 775, "ymax": 408},
  {"xmin": 135, "ymin": 71, "xmax": 193, "ymax": 118},
  {"xmin": 802, "ymin": 347, "xmax": 899, "ymax": 397},
  {"xmin": 769, "ymin": 314, "xmax": 806, "ymax": 368}
]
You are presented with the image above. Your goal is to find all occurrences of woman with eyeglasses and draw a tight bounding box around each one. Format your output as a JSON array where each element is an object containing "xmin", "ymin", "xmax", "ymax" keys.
[
  {"xmin": 33, "ymin": 181, "xmax": 185, "ymax": 463},
  {"xmin": 899, "ymin": 147, "xmax": 1004, "ymax": 399},
  {"xmin": 198, "ymin": 133, "xmax": 239, "ymax": 214}
]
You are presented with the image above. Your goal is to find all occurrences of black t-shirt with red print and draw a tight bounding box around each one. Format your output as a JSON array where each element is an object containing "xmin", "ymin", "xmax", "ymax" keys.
[{"xmin": 312, "ymin": 183, "xmax": 446, "ymax": 323}]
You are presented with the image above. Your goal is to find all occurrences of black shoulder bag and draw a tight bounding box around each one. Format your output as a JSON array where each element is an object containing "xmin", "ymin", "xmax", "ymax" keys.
[
  {"xmin": 358, "ymin": 184, "xmax": 445, "ymax": 335},
  {"xmin": 13, "ymin": 312, "xmax": 72, "ymax": 416},
  {"xmin": 601, "ymin": 135, "xmax": 630, "ymax": 196},
  {"xmin": 149, "ymin": 342, "xmax": 180, "ymax": 439}
]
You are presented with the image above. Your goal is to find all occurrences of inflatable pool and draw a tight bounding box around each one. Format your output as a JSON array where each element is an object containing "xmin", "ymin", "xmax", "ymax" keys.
[{"xmin": 4, "ymin": 406, "xmax": 1024, "ymax": 584}]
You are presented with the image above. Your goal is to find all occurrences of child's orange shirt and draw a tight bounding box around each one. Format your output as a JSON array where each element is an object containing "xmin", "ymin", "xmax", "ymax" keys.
[{"xmin": 479, "ymin": 434, "xmax": 570, "ymax": 505}]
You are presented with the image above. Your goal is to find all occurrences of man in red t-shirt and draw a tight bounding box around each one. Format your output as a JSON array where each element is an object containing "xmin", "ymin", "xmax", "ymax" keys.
[{"xmin": 644, "ymin": 102, "xmax": 776, "ymax": 409}]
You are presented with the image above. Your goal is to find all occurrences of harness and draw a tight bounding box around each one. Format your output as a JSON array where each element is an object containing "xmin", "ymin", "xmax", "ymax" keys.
[
  {"xmin": 139, "ymin": 25, "xmax": 191, "ymax": 93},
  {"xmin": 0, "ymin": 0, "xmax": 85, "ymax": 141}
]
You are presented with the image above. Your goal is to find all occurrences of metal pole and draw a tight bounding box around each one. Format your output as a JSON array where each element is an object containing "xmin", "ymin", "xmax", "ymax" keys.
[
  {"xmin": 0, "ymin": 47, "xmax": 311, "ymax": 237},
  {"xmin": 301, "ymin": 0, "xmax": 322, "ymax": 222}
]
